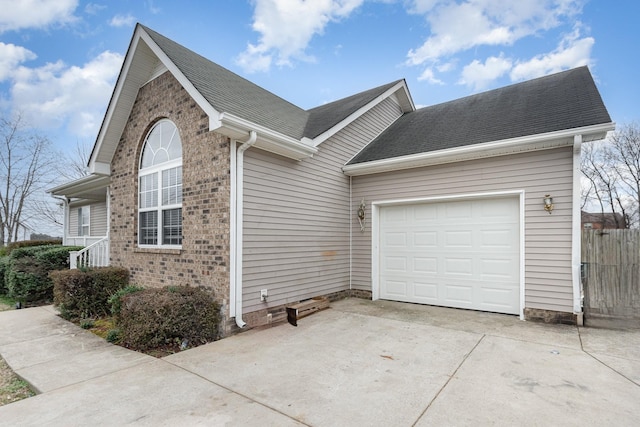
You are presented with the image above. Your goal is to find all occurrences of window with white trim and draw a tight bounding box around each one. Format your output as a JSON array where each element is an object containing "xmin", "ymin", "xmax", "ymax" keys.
[
  {"xmin": 138, "ymin": 120, "xmax": 183, "ymax": 247},
  {"xmin": 77, "ymin": 206, "xmax": 90, "ymax": 236}
]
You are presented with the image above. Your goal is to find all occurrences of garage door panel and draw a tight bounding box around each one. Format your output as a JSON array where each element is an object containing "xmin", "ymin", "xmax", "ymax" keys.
[
  {"xmin": 414, "ymin": 257, "xmax": 437, "ymax": 273},
  {"xmin": 414, "ymin": 282, "xmax": 438, "ymax": 299},
  {"xmin": 384, "ymin": 280, "xmax": 408, "ymax": 297},
  {"xmin": 444, "ymin": 284, "xmax": 474, "ymax": 305},
  {"xmin": 445, "ymin": 230, "xmax": 473, "ymax": 247},
  {"xmin": 414, "ymin": 231, "xmax": 437, "ymax": 247},
  {"xmin": 480, "ymin": 258, "xmax": 519, "ymax": 279},
  {"xmin": 383, "ymin": 232, "xmax": 407, "ymax": 247},
  {"xmin": 379, "ymin": 197, "xmax": 520, "ymax": 315},
  {"xmin": 444, "ymin": 257, "xmax": 474, "ymax": 275}
]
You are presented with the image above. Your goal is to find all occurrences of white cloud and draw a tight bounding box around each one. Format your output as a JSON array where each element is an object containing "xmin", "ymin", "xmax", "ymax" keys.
[
  {"xmin": 10, "ymin": 51, "xmax": 123, "ymax": 137},
  {"xmin": 406, "ymin": 0, "xmax": 584, "ymax": 83},
  {"xmin": 459, "ymin": 55, "xmax": 512, "ymax": 90},
  {"xmin": 0, "ymin": 43, "xmax": 37, "ymax": 81},
  {"xmin": 236, "ymin": 0, "xmax": 364, "ymax": 73},
  {"xmin": 85, "ymin": 3, "xmax": 106, "ymax": 15},
  {"xmin": 0, "ymin": 0, "xmax": 78, "ymax": 33},
  {"xmin": 417, "ymin": 67, "xmax": 444, "ymax": 84},
  {"xmin": 109, "ymin": 14, "xmax": 136, "ymax": 28},
  {"xmin": 510, "ymin": 26, "xmax": 593, "ymax": 81}
]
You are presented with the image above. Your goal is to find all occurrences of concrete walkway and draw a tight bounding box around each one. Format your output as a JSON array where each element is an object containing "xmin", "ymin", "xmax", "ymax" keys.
[{"xmin": 0, "ymin": 299, "xmax": 639, "ymax": 426}]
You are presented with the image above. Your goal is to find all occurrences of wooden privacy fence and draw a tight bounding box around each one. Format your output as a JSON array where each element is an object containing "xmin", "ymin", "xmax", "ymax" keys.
[{"xmin": 581, "ymin": 229, "xmax": 640, "ymax": 328}]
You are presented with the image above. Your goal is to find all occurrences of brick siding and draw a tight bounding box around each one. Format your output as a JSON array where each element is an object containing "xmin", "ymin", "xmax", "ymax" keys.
[{"xmin": 109, "ymin": 71, "xmax": 232, "ymax": 327}]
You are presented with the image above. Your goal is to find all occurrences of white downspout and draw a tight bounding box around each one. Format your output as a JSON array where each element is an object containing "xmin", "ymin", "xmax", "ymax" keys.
[
  {"xmin": 571, "ymin": 134, "xmax": 584, "ymax": 325},
  {"xmin": 234, "ymin": 130, "xmax": 257, "ymax": 328},
  {"xmin": 52, "ymin": 196, "xmax": 70, "ymax": 245}
]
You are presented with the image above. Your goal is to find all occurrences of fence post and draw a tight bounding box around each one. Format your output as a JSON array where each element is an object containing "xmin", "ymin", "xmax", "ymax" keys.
[{"xmin": 69, "ymin": 251, "xmax": 78, "ymax": 269}]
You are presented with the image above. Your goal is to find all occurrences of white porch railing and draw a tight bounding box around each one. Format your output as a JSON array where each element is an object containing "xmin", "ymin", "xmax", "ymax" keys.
[
  {"xmin": 69, "ymin": 236, "xmax": 110, "ymax": 269},
  {"xmin": 65, "ymin": 236, "xmax": 107, "ymax": 247}
]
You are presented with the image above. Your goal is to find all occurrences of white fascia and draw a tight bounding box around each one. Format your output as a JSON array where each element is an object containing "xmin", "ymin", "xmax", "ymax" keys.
[
  {"xmin": 343, "ymin": 122, "xmax": 615, "ymax": 176},
  {"xmin": 137, "ymin": 31, "xmax": 220, "ymax": 129},
  {"xmin": 89, "ymin": 26, "xmax": 222, "ymax": 175},
  {"xmin": 304, "ymin": 81, "xmax": 415, "ymax": 148},
  {"xmin": 217, "ymin": 112, "xmax": 317, "ymax": 160}
]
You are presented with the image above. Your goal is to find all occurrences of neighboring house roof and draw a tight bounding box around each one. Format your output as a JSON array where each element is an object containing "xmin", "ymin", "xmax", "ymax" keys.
[
  {"xmin": 581, "ymin": 211, "xmax": 627, "ymax": 229},
  {"xmin": 348, "ymin": 66, "xmax": 613, "ymax": 165}
]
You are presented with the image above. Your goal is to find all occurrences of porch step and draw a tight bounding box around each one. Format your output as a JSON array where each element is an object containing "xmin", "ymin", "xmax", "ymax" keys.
[{"xmin": 286, "ymin": 297, "xmax": 330, "ymax": 326}]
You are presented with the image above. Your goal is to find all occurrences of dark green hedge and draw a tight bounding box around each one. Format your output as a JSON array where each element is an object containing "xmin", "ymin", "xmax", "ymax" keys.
[
  {"xmin": 0, "ymin": 256, "xmax": 10, "ymax": 295},
  {"xmin": 2, "ymin": 240, "xmax": 62, "ymax": 256},
  {"xmin": 5, "ymin": 245, "xmax": 84, "ymax": 301},
  {"xmin": 51, "ymin": 267, "xmax": 130, "ymax": 320},
  {"xmin": 117, "ymin": 286, "xmax": 220, "ymax": 351}
]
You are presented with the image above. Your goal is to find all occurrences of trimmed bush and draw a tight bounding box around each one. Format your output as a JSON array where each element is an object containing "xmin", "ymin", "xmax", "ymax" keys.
[
  {"xmin": 108, "ymin": 285, "xmax": 144, "ymax": 317},
  {"xmin": 4, "ymin": 240, "xmax": 62, "ymax": 256},
  {"xmin": 117, "ymin": 286, "xmax": 220, "ymax": 351},
  {"xmin": 5, "ymin": 245, "xmax": 83, "ymax": 302},
  {"xmin": 51, "ymin": 267, "xmax": 130, "ymax": 320},
  {"xmin": 0, "ymin": 256, "xmax": 10, "ymax": 295}
]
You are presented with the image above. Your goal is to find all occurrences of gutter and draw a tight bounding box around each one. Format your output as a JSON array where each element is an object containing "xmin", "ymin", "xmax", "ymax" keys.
[
  {"xmin": 572, "ymin": 135, "xmax": 584, "ymax": 325},
  {"xmin": 343, "ymin": 122, "xmax": 615, "ymax": 176},
  {"xmin": 232, "ymin": 130, "xmax": 257, "ymax": 329}
]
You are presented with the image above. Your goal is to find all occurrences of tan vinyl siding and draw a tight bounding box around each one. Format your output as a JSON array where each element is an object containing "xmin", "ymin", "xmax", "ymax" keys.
[
  {"xmin": 242, "ymin": 97, "xmax": 403, "ymax": 312},
  {"xmin": 90, "ymin": 201, "xmax": 108, "ymax": 236},
  {"xmin": 352, "ymin": 147, "xmax": 574, "ymax": 313},
  {"xmin": 68, "ymin": 201, "xmax": 108, "ymax": 237}
]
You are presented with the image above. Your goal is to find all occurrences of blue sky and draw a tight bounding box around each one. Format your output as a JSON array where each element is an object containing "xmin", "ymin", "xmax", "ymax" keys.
[{"xmin": 0, "ymin": 0, "xmax": 637, "ymax": 158}]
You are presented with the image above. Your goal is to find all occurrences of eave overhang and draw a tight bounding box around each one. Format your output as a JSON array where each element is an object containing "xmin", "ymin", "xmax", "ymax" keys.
[
  {"xmin": 47, "ymin": 174, "xmax": 110, "ymax": 201},
  {"xmin": 343, "ymin": 122, "xmax": 615, "ymax": 177},
  {"xmin": 217, "ymin": 112, "xmax": 317, "ymax": 160}
]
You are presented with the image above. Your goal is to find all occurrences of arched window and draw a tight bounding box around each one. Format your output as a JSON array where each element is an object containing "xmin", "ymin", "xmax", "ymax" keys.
[{"xmin": 138, "ymin": 120, "xmax": 182, "ymax": 246}]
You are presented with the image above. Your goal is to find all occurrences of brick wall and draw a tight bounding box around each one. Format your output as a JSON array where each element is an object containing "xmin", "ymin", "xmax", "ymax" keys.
[{"xmin": 109, "ymin": 71, "xmax": 232, "ymax": 325}]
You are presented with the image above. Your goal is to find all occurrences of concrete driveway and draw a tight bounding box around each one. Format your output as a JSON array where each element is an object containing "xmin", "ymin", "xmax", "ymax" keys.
[{"xmin": 0, "ymin": 299, "xmax": 639, "ymax": 426}]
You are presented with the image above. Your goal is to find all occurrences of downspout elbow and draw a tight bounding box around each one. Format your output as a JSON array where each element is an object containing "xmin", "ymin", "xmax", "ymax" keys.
[{"xmin": 235, "ymin": 130, "xmax": 257, "ymax": 329}]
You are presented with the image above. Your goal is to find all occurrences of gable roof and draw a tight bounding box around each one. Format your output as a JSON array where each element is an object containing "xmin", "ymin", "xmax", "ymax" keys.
[
  {"xmin": 347, "ymin": 66, "xmax": 613, "ymax": 168},
  {"xmin": 304, "ymin": 80, "xmax": 404, "ymax": 139},
  {"xmin": 143, "ymin": 26, "xmax": 309, "ymax": 140},
  {"xmin": 89, "ymin": 24, "xmax": 414, "ymax": 172}
]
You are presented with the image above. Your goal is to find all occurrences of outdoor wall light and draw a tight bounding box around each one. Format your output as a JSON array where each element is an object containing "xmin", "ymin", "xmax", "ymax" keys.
[
  {"xmin": 543, "ymin": 194, "xmax": 554, "ymax": 214},
  {"xmin": 357, "ymin": 199, "xmax": 366, "ymax": 232}
]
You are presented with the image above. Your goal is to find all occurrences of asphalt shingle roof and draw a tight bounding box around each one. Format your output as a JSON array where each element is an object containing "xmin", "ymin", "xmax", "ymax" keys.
[
  {"xmin": 303, "ymin": 80, "xmax": 403, "ymax": 139},
  {"xmin": 348, "ymin": 66, "xmax": 612, "ymax": 165},
  {"xmin": 143, "ymin": 25, "xmax": 401, "ymax": 142}
]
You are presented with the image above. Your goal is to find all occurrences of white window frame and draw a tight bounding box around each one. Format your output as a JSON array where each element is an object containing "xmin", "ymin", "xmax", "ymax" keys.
[
  {"xmin": 77, "ymin": 206, "xmax": 90, "ymax": 236},
  {"xmin": 138, "ymin": 120, "xmax": 183, "ymax": 249}
]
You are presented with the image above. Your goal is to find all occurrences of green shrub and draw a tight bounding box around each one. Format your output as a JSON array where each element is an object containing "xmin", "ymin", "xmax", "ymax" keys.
[
  {"xmin": 117, "ymin": 286, "xmax": 220, "ymax": 351},
  {"xmin": 4, "ymin": 240, "xmax": 62, "ymax": 256},
  {"xmin": 5, "ymin": 245, "xmax": 84, "ymax": 302},
  {"xmin": 0, "ymin": 257, "xmax": 10, "ymax": 295},
  {"xmin": 106, "ymin": 329, "xmax": 121, "ymax": 343},
  {"xmin": 51, "ymin": 267, "xmax": 130, "ymax": 320},
  {"xmin": 108, "ymin": 285, "xmax": 144, "ymax": 317}
]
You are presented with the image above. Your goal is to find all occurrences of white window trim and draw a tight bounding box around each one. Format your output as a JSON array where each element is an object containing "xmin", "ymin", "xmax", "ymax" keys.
[
  {"xmin": 138, "ymin": 120, "xmax": 183, "ymax": 249},
  {"xmin": 78, "ymin": 206, "xmax": 90, "ymax": 237}
]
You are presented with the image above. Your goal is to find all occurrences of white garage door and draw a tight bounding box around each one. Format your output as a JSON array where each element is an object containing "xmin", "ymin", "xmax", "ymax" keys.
[{"xmin": 378, "ymin": 197, "xmax": 520, "ymax": 315}]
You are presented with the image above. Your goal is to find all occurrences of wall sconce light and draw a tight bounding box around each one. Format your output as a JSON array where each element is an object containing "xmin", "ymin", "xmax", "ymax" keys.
[
  {"xmin": 357, "ymin": 199, "xmax": 366, "ymax": 232},
  {"xmin": 543, "ymin": 194, "xmax": 554, "ymax": 214}
]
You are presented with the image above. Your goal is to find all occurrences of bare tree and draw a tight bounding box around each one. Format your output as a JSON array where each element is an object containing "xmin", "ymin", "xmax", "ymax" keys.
[
  {"xmin": 57, "ymin": 139, "xmax": 92, "ymax": 181},
  {"xmin": 0, "ymin": 114, "xmax": 58, "ymax": 244},
  {"xmin": 581, "ymin": 122, "xmax": 640, "ymax": 228}
]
